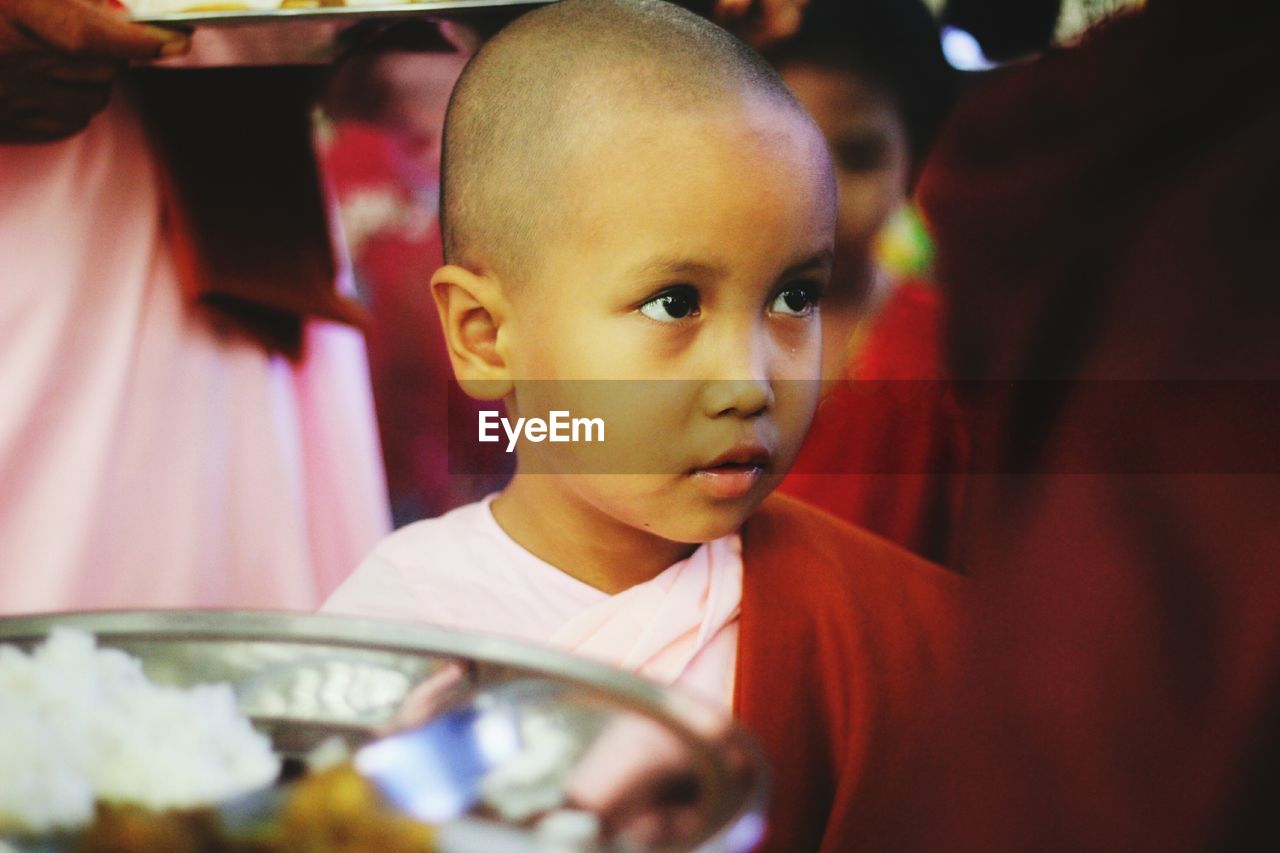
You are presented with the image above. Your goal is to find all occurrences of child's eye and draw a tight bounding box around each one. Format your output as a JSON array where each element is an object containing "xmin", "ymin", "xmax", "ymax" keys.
[
  {"xmin": 771, "ymin": 283, "xmax": 822, "ymax": 317},
  {"xmin": 834, "ymin": 132, "xmax": 890, "ymax": 173},
  {"xmin": 639, "ymin": 286, "xmax": 700, "ymax": 322}
]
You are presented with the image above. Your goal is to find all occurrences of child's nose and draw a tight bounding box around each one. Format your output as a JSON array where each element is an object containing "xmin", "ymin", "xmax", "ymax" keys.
[
  {"xmin": 699, "ymin": 326, "xmax": 775, "ymax": 418},
  {"xmin": 702, "ymin": 377, "xmax": 774, "ymax": 419}
]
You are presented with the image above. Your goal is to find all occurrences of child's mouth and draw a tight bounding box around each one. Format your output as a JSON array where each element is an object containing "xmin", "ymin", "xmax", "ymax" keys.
[{"xmin": 690, "ymin": 449, "xmax": 770, "ymax": 500}]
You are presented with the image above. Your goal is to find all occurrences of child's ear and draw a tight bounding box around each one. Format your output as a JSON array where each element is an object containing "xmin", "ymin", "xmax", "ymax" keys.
[{"xmin": 430, "ymin": 264, "xmax": 512, "ymax": 401}]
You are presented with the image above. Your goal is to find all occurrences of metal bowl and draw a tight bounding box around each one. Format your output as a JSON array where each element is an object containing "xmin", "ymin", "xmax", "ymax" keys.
[{"xmin": 0, "ymin": 610, "xmax": 766, "ymax": 852}]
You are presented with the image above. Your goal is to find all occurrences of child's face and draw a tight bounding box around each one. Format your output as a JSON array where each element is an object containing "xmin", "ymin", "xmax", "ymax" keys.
[
  {"xmin": 780, "ymin": 64, "xmax": 909, "ymax": 273},
  {"xmin": 780, "ymin": 63, "xmax": 910, "ymax": 377},
  {"xmin": 499, "ymin": 96, "xmax": 835, "ymax": 544}
]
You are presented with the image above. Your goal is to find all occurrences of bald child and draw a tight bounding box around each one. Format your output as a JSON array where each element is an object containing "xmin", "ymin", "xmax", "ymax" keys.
[{"xmin": 324, "ymin": 2, "xmax": 964, "ymax": 849}]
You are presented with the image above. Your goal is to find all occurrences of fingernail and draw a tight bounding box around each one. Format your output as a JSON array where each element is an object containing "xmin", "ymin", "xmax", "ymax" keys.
[{"xmin": 158, "ymin": 35, "xmax": 192, "ymax": 58}]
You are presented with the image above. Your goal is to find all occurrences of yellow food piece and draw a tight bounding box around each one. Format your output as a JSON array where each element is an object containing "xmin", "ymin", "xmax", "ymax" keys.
[
  {"xmin": 73, "ymin": 767, "xmax": 436, "ymax": 852},
  {"xmin": 75, "ymin": 804, "xmax": 225, "ymax": 853},
  {"xmin": 275, "ymin": 766, "xmax": 437, "ymax": 852},
  {"xmin": 174, "ymin": 1, "xmax": 372, "ymax": 10}
]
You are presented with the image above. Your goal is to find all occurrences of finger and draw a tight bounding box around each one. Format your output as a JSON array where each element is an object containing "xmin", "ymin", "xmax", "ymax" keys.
[
  {"xmin": 50, "ymin": 79, "xmax": 113, "ymax": 119},
  {"xmin": 745, "ymin": 5, "xmax": 805, "ymax": 50},
  {"xmin": 713, "ymin": 0, "xmax": 753, "ymax": 23},
  {"xmin": 0, "ymin": 122, "xmax": 76, "ymax": 143},
  {"xmin": 375, "ymin": 662, "xmax": 472, "ymax": 736},
  {"xmin": 10, "ymin": 0, "xmax": 190, "ymax": 60},
  {"xmin": 25, "ymin": 54, "xmax": 122, "ymax": 85},
  {"xmin": 0, "ymin": 107, "xmax": 95, "ymax": 143},
  {"xmin": 1, "ymin": 76, "xmax": 113, "ymax": 123},
  {"xmin": 0, "ymin": 18, "xmax": 43, "ymax": 56}
]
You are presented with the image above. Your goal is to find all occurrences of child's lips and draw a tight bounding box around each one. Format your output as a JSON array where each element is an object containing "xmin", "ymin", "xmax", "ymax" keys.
[{"xmin": 690, "ymin": 447, "xmax": 771, "ymax": 499}]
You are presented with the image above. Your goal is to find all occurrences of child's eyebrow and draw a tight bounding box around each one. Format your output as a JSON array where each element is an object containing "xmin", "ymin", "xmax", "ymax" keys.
[
  {"xmin": 626, "ymin": 250, "xmax": 833, "ymax": 283},
  {"xmin": 627, "ymin": 257, "xmax": 730, "ymax": 283},
  {"xmin": 782, "ymin": 250, "xmax": 835, "ymax": 278}
]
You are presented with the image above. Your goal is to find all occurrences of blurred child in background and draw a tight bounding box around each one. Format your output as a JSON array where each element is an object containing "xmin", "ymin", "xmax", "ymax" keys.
[
  {"xmin": 769, "ymin": 0, "xmax": 968, "ymax": 566},
  {"xmin": 322, "ymin": 22, "xmax": 512, "ymax": 526}
]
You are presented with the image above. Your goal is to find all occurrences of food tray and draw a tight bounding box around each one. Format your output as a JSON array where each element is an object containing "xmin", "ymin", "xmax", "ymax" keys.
[
  {"xmin": 129, "ymin": 1, "xmax": 548, "ymax": 66},
  {"xmin": 0, "ymin": 610, "xmax": 766, "ymax": 852},
  {"xmin": 130, "ymin": 1, "xmax": 536, "ymax": 26}
]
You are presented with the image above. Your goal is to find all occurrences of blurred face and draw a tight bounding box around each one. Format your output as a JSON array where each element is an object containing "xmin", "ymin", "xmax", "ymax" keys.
[
  {"xmin": 781, "ymin": 63, "xmax": 910, "ymax": 272},
  {"xmin": 500, "ymin": 96, "xmax": 835, "ymax": 545},
  {"xmin": 375, "ymin": 51, "xmax": 469, "ymax": 164},
  {"xmin": 780, "ymin": 64, "xmax": 911, "ymax": 373}
]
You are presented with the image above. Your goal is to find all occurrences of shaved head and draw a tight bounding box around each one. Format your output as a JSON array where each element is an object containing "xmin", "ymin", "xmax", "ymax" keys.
[{"xmin": 440, "ymin": 0, "xmax": 807, "ymax": 283}]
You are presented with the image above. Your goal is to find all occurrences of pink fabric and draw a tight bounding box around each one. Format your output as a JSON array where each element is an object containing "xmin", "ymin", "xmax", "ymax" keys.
[
  {"xmin": 550, "ymin": 535, "xmax": 741, "ymax": 689},
  {"xmin": 322, "ymin": 496, "xmax": 741, "ymax": 709},
  {"xmin": 0, "ymin": 93, "xmax": 390, "ymax": 613}
]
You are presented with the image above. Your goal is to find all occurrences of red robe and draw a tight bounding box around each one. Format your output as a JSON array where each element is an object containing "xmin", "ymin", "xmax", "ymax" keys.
[
  {"xmin": 780, "ymin": 282, "xmax": 969, "ymax": 566},
  {"xmin": 735, "ymin": 493, "xmax": 965, "ymax": 852},
  {"xmin": 910, "ymin": 0, "xmax": 1280, "ymax": 849}
]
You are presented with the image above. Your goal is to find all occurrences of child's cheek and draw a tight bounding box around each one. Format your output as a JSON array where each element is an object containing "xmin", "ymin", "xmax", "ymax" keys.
[
  {"xmin": 775, "ymin": 378, "xmax": 823, "ymax": 455},
  {"xmin": 509, "ymin": 379, "xmax": 696, "ymax": 476}
]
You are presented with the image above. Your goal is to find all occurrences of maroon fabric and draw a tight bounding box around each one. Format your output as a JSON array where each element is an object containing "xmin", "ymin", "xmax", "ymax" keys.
[
  {"xmin": 911, "ymin": 0, "xmax": 1280, "ymax": 849},
  {"xmin": 780, "ymin": 282, "xmax": 969, "ymax": 566},
  {"xmin": 735, "ymin": 493, "xmax": 965, "ymax": 852},
  {"xmin": 132, "ymin": 68, "xmax": 368, "ymax": 359}
]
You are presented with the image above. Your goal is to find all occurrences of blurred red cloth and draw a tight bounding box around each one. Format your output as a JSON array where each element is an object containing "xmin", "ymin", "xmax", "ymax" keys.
[
  {"xmin": 780, "ymin": 281, "xmax": 968, "ymax": 566},
  {"xmin": 322, "ymin": 122, "xmax": 509, "ymax": 523},
  {"xmin": 737, "ymin": 493, "xmax": 965, "ymax": 853},
  {"xmin": 907, "ymin": 0, "xmax": 1280, "ymax": 850}
]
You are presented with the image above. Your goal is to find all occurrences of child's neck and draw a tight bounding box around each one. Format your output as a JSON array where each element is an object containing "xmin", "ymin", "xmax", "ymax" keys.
[{"xmin": 490, "ymin": 476, "xmax": 698, "ymax": 595}]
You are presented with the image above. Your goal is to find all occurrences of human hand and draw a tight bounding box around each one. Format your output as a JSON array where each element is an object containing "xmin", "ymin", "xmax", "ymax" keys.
[
  {"xmin": 0, "ymin": 0, "xmax": 189, "ymax": 143},
  {"xmin": 565, "ymin": 703, "xmax": 745, "ymax": 847},
  {"xmin": 714, "ymin": 0, "xmax": 808, "ymax": 49},
  {"xmin": 374, "ymin": 661, "xmax": 474, "ymax": 736}
]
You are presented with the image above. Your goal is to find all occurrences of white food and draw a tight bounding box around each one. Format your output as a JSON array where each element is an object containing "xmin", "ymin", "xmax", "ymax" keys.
[
  {"xmin": 0, "ymin": 629, "xmax": 280, "ymax": 836},
  {"xmin": 477, "ymin": 713, "xmax": 577, "ymax": 822},
  {"xmin": 535, "ymin": 809, "xmax": 603, "ymax": 853}
]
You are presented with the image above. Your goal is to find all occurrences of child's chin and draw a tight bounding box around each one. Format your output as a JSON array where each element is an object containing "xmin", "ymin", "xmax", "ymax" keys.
[{"xmin": 656, "ymin": 498, "xmax": 762, "ymax": 544}]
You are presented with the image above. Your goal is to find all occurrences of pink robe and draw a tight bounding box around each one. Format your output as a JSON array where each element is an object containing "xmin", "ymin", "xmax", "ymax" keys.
[
  {"xmin": 322, "ymin": 495, "xmax": 741, "ymax": 710},
  {"xmin": 0, "ymin": 94, "xmax": 389, "ymax": 613}
]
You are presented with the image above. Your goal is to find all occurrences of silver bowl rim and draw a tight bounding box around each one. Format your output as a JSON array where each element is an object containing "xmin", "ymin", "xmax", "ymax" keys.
[{"xmin": 0, "ymin": 608, "xmax": 769, "ymax": 852}]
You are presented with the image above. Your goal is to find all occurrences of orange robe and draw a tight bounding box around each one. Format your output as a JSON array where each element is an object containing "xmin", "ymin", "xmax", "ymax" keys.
[
  {"xmin": 780, "ymin": 282, "xmax": 969, "ymax": 566},
  {"xmin": 735, "ymin": 494, "xmax": 965, "ymax": 852}
]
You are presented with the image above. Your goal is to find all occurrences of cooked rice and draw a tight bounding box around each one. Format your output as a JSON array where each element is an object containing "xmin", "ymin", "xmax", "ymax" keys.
[{"xmin": 0, "ymin": 628, "xmax": 279, "ymax": 835}]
